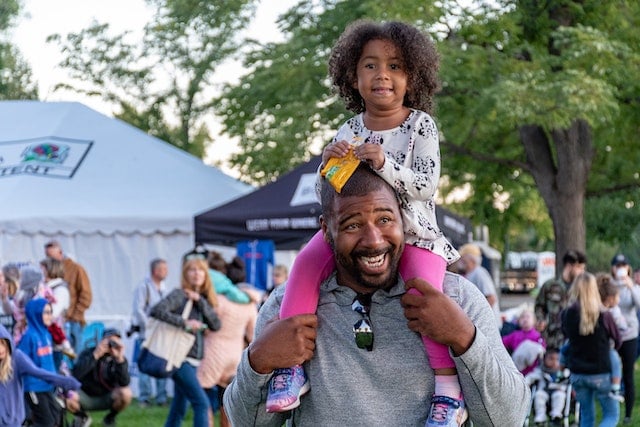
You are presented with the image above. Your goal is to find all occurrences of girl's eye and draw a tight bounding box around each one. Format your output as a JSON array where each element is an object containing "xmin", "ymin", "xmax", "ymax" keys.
[{"xmin": 390, "ymin": 64, "xmax": 401, "ymax": 70}]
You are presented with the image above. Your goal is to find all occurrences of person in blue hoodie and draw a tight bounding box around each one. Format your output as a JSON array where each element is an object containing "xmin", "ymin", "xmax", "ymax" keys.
[
  {"xmin": 0, "ymin": 323, "xmax": 80, "ymax": 427},
  {"xmin": 17, "ymin": 298, "xmax": 68, "ymax": 427}
]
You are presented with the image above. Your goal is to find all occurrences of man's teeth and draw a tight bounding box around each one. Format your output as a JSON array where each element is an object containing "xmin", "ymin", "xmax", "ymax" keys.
[{"xmin": 361, "ymin": 254, "xmax": 385, "ymax": 268}]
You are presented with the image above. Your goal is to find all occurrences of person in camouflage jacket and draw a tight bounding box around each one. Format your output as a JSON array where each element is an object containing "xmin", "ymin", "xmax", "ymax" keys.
[{"xmin": 534, "ymin": 250, "xmax": 587, "ymax": 350}]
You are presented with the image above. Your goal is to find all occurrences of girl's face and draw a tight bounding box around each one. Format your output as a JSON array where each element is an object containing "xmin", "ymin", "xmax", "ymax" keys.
[
  {"xmin": 185, "ymin": 265, "xmax": 206, "ymax": 289},
  {"xmin": 518, "ymin": 310, "xmax": 535, "ymax": 331},
  {"xmin": 0, "ymin": 339, "xmax": 8, "ymax": 360},
  {"xmin": 42, "ymin": 304, "xmax": 53, "ymax": 327},
  {"xmin": 544, "ymin": 352, "xmax": 560, "ymax": 370},
  {"xmin": 354, "ymin": 39, "xmax": 408, "ymax": 113}
]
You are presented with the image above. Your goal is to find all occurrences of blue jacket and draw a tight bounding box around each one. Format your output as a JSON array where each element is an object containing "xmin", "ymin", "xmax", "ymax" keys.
[
  {"xmin": 16, "ymin": 298, "xmax": 57, "ymax": 392},
  {"xmin": 0, "ymin": 324, "xmax": 80, "ymax": 427}
]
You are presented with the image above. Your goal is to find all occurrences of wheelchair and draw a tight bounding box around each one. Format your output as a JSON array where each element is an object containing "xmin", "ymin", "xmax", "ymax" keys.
[{"xmin": 524, "ymin": 369, "xmax": 578, "ymax": 427}]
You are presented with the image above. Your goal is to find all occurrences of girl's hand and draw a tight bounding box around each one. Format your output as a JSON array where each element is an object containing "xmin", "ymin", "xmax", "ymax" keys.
[
  {"xmin": 355, "ymin": 143, "xmax": 385, "ymax": 170},
  {"xmin": 322, "ymin": 140, "xmax": 351, "ymax": 166},
  {"xmin": 185, "ymin": 319, "xmax": 203, "ymax": 331},
  {"xmin": 184, "ymin": 289, "xmax": 201, "ymax": 301}
]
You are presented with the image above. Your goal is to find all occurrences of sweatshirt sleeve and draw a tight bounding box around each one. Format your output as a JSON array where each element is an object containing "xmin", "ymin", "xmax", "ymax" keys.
[
  {"xmin": 223, "ymin": 290, "xmax": 289, "ymax": 427},
  {"xmin": 449, "ymin": 275, "xmax": 531, "ymax": 426},
  {"xmin": 15, "ymin": 349, "xmax": 81, "ymax": 391}
]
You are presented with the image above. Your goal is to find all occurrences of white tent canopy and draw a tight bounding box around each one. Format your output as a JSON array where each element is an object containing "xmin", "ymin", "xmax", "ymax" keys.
[{"xmin": 0, "ymin": 101, "xmax": 250, "ymax": 321}]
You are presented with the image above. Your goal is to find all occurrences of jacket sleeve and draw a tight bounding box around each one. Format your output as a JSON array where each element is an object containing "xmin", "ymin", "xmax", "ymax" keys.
[
  {"xmin": 131, "ymin": 282, "xmax": 148, "ymax": 327},
  {"xmin": 603, "ymin": 310, "xmax": 622, "ymax": 350},
  {"xmin": 534, "ymin": 283, "xmax": 549, "ymax": 322},
  {"xmin": 72, "ymin": 347, "xmax": 99, "ymax": 381},
  {"xmin": 67, "ymin": 262, "xmax": 92, "ymax": 320},
  {"xmin": 108, "ymin": 358, "xmax": 131, "ymax": 387},
  {"xmin": 149, "ymin": 289, "xmax": 189, "ymax": 328},
  {"xmin": 196, "ymin": 298, "xmax": 221, "ymax": 332}
]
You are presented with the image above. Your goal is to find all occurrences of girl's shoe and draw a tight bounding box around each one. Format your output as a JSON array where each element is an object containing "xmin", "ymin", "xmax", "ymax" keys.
[
  {"xmin": 265, "ymin": 364, "xmax": 310, "ymax": 412},
  {"xmin": 426, "ymin": 395, "xmax": 468, "ymax": 427}
]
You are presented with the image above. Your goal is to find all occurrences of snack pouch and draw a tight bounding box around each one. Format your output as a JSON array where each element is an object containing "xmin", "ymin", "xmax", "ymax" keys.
[{"xmin": 321, "ymin": 137, "xmax": 363, "ymax": 193}]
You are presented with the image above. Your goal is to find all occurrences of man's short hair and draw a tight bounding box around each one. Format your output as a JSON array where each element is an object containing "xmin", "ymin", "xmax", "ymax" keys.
[
  {"xmin": 320, "ymin": 163, "xmax": 395, "ymax": 217},
  {"xmin": 562, "ymin": 250, "xmax": 587, "ymax": 266},
  {"xmin": 150, "ymin": 258, "xmax": 166, "ymax": 273},
  {"xmin": 44, "ymin": 240, "xmax": 61, "ymax": 250},
  {"xmin": 102, "ymin": 328, "xmax": 122, "ymax": 339}
]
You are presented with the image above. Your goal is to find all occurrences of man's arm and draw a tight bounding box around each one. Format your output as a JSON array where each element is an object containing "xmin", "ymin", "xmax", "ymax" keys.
[
  {"xmin": 72, "ymin": 347, "xmax": 99, "ymax": 380},
  {"xmin": 131, "ymin": 282, "xmax": 147, "ymax": 328},
  {"xmin": 403, "ymin": 275, "xmax": 530, "ymax": 426},
  {"xmin": 534, "ymin": 282, "xmax": 549, "ymax": 329},
  {"xmin": 66, "ymin": 261, "xmax": 92, "ymax": 320},
  {"xmin": 74, "ymin": 264, "xmax": 92, "ymax": 315},
  {"xmin": 224, "ymin": 287, "xmax": 316, "ymax": 427}
]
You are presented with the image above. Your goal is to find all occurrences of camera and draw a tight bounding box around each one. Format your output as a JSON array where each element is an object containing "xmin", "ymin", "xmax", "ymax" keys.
[
  {"xmin": 125, "ymin": 324, "xmax": 141, "ymax": 338},
  {"xmin": 108, "ymin": 339, "xmax": 122, "ymax": 350}
]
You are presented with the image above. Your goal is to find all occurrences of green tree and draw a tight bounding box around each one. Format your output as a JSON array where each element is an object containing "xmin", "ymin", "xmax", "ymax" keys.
[
  {"xmin": 217, "ymin": 0, "xmax": 640, "ymax": 268},
  {"xmin": 48, "ymin": 0, "xmax": 257, "ymax": 158},
  {"xmin": 0, "ymin": 0, "xmax": 38, "ymax": 100},
  {"xmin": 437, "ymin": 0, "xmax": 640, "ymax": 268}
]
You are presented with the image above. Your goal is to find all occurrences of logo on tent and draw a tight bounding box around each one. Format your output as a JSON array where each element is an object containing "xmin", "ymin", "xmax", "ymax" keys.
[
  {"xmin": 290, "ymin": 173, "xmax": 319, "ymax": 207},
  {"xmin": 0, "ymin": 136, "xmax": 92, "ymax": 179}
]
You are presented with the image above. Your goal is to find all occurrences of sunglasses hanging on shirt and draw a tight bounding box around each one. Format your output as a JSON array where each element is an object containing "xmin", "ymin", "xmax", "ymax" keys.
[{"xmin": 352, "ymin": 293, "xmax": 374, "ymax": 351}]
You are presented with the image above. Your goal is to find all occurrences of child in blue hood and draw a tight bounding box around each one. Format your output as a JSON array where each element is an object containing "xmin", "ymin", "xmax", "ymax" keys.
[
  {"xmin": 0, "ymin": 323, "xmax": 80, "ymax": 427},
  {"xmin": 17, "ymin": 298, "xmax": 73, "ymax": 426}
]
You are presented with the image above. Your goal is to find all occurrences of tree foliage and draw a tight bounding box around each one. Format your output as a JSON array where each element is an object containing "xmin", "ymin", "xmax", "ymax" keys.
[
  {"xmin": 48, "ymin": 0, "xmax": 257, "ymax": 158},
  {"xmin": 0, "ymin": 0, "xmax": 38, "ymax": 100},
  {"xmin": 217, "ymin": 0, "xmax": 640, "ymax": 264}
]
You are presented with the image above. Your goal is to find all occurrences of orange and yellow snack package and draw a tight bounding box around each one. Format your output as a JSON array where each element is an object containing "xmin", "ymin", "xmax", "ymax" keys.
[{"xmin": 321, "ymin": 147, "xmax": 361, "ymax": 193}]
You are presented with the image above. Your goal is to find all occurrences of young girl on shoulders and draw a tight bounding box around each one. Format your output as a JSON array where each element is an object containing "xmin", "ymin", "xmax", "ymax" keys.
[{"xmin": 267, "ymin": 20, "xmax": 465, "ymax": 427}]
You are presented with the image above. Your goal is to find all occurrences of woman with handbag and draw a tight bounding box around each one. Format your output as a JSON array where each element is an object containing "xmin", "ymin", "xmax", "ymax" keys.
[{"xmin": 149, "ymin": 258, "xmax": 221, "ymax": 427}]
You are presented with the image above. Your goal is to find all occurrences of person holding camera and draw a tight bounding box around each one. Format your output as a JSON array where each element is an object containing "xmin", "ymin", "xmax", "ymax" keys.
[
  {"xmin": 130, "ymin": 258, "xmax": 169, "ymax": 407},
  {"xmin": 69, "ymin": 328, "xmax": 132, "ymax": 427}
]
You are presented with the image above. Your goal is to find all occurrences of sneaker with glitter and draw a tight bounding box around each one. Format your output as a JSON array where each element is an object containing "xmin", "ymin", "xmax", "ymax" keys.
[
  {"xmin": 426, "ymin": 395, "xmax": 468, "ymax": 427},
  {"xmin": 265, "ymin": 364, "xmax": 310, "ymax": 413}
]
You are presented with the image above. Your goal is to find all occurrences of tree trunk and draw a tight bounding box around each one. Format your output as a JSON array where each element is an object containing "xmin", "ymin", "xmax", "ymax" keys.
[{"xmin": 519, "ymin": 119, "xmax": 595, "ymax": 273}]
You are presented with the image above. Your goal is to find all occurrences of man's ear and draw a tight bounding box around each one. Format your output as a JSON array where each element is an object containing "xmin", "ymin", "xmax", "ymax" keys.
[{"xmin": 319, "ymin": 215, "xmax": 331, "ymax": 243}]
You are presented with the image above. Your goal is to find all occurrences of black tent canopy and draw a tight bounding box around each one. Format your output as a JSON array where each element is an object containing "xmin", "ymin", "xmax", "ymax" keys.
[{"xmin": 194, "ymin": 156, "xmax": 472, "ymax": 250}]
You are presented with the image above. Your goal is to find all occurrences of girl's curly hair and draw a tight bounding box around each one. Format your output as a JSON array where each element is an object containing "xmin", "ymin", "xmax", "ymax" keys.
[{"xmin": 328, "ymin": 20, "xmax": 440, "ymax": 114}]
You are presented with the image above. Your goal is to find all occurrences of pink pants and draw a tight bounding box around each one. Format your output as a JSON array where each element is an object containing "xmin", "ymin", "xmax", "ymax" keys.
[{"xmin": 280, "ymin": 230, "xmax": 454, "ymax": 370}]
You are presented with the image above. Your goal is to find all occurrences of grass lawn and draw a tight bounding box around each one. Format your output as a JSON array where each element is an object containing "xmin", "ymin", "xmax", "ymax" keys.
[
  {"xmin": 69, "ymin": 368, "xmax": 640, "ymax": 426},
  {"xmin": 65, "ymin": 402, "xmax": 201, "ymax": 426}
]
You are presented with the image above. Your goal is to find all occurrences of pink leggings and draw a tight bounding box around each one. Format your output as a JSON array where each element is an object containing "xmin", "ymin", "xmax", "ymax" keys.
[{"xmin": 280, "ymin": 230, "xmax": 454, "ymax": 370}]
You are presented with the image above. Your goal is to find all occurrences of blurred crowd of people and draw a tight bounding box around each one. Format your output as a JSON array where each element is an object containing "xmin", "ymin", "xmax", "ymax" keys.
[
  {"xmin": 0, "ymin": 239, "xmax": 288, "ymax": 427},
  {"xmin": 6, "ymin": 237, "xmax": 638, "ymax": 426},
  {"xmin": 499, "ymin": 250, "xmax": 640, "ymax": 426}
]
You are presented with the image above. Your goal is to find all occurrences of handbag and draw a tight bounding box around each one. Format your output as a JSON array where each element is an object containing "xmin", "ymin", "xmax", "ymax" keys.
[{"xmin": 137, "ymin": 299, "xmax": 195, "ymax": 378}]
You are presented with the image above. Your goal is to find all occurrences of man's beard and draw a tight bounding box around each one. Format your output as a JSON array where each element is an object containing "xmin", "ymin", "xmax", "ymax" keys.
[{"xmin": 329, "ymin": 236, "xmax": 401, "ymax": 291}]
